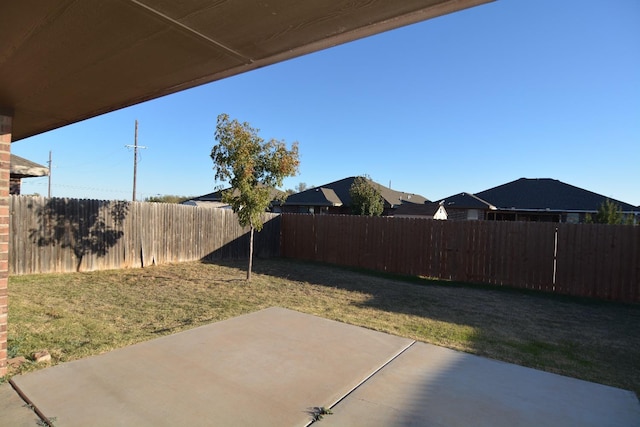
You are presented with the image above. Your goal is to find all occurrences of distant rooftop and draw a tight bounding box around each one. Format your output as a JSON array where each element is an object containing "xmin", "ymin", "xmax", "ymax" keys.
[
  {"xmin": 475, "ymin": 178, "xmax": 638, "ymax": 212},
  {"xmin": 284, "ymin": 176, "xmax": 429, "ymax": 208},
  {"xmin": 10, "ymin": 154, "xmax": 49, "ymax": 178}
]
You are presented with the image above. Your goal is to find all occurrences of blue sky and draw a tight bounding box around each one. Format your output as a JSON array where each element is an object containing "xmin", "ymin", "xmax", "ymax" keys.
[{"xmin": 11, "ymin": 0, "xmax": 640, "ymax": 205}]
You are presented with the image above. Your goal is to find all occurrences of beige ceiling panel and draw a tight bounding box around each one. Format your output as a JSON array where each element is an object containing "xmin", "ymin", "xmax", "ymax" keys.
[
  {"xmin": 0, "ymin": 0, "xmax": 492, "ymax": 141},
  {"xmin": 1, "ymin": 0, "xmax": 247, "ymax": 139},
  {"xmin": 1, "ymin": 1, "xmax": 165, "ymax": 103},
  {"xmin": 137, "ymin": 0, "xmax": 467, "ymax": 60},
  {"xmin": 14, "ymin": 27, "xmax": 245, "ymax": 131}
]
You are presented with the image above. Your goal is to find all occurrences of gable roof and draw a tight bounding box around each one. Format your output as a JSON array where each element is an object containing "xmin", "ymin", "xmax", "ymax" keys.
[
  {"xmin": 189, "ymin": 191, "xmax": 223, "ymax": 202},
  {"xmin": 188, "ymin": 186, "xmax": 285, "ymax": 203},
  {"xmin": 284, "ymin": 176, "xmax": 428, "ymax": 208},
  {"xmin": 438, "ymin": 192, "xmax": 495, "ymax": 210},
  {"xmin": 475, "ymin": 178, "xmax": 639, "ymax": 212},
  {"xmin": 287, "ymin": 187, "xmax": 343, "ymax": 207},
  {"xmin": 10, "ymin": 154, "xmax": 49, "ymax": 178},
  {"xmin": 393, "ymin": 201, "xmax": 444, "ymax": 217}
]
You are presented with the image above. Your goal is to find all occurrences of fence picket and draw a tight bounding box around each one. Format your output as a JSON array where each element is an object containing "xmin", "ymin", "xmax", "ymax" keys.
[
  {"xmin": 9, "ymin": 197, "xmax": 639, "ymax": 303},
  {"xmin": 280, "ymin": 214, "xmax": 639, "ymax": 303},
  {"xmin": 10, "ymin": 196, "xmax": 280, "ymax": 274}
]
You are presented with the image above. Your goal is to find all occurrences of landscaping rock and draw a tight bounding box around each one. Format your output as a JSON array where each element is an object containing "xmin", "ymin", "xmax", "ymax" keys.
[
  {"xmin": 33, "ymin": 351, "xmax": 51, "ymax": 363},
  {"xmin": 7, "ymin": 356, "xmax": 27, "ymax": 369}
]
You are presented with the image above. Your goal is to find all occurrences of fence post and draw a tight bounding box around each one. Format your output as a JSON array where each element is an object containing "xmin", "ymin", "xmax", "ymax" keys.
[{"xmin": 552, "ymin": 226, "xmax": 558, "ymax": 289}]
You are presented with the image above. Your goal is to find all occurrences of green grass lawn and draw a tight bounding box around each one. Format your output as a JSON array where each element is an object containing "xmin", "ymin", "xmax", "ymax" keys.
[{"xmin": 5, "ymin": 258, "xmax": 640, "ymax": 398}]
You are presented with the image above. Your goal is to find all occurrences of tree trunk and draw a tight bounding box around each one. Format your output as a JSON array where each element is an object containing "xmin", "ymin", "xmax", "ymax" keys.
[{"xmin": 247, "ymin": 225, "xmax": 254, "ymax": 281}]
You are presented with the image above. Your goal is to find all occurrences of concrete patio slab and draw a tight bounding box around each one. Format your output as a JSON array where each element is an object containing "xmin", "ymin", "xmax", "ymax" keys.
[
  {"xmin": 324, "ymin": 342, "xmax": 640, "ymax": 427},
  {"xmin": 8, "ymin": 307, "xmax": 640, "ymax": 427},
  {"xmin": 0, "ymin": 383, "xmax": 42, "ymax": 427},
  {"xmin": 10, "ymin": 307, "xmax": 413, "ymax": 427}
]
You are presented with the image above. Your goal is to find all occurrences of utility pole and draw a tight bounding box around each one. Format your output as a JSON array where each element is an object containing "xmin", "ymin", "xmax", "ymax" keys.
[
  {"xmin": 132, "ymin": 120, "xmax": 138, "ymax": 201},
  {"xmin": 125, "ymin": 120, "xmax": 147, "ymax": 201},
  {"xmin": 47, "ymin": 150, "xmax": 52, "ymax": 198}
]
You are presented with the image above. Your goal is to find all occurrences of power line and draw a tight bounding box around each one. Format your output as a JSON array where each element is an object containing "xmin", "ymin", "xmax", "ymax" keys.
[{"xmin": 20, "ymin": 181, "xmax": 165, "ymax": 199}]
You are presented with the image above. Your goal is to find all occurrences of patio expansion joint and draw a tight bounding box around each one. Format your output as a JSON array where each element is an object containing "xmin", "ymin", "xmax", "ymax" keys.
[
  {"xmin": 8, "ymin": 379, "xmax": 52, "ymax": 427},
  {"xmin": 304, "ymin": 339, "xmax": 417, "ymax": 427}
]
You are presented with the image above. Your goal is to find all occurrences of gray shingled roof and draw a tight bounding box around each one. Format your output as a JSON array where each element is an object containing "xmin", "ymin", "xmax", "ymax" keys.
[
  {"xmin": 438, "ymin": 192, "xmax": 495, "ymax": 210},
  {"xmin": 475, "ymin": 178, "xmax": 639, "ymax": 212},
  {"xmin": 284, "ymin": 176, "xmax": 428, "ymax": 208},
  {"xmin": 189, "ymin": 186, "xmax": 285, "ymax": 203},
  {"xmin": 10, "ymin": 154, "xmax": 49, "ymax": 177},
  {"xmin": 393, "ymin": 201, "xmax": 444, "ymax": 217}
]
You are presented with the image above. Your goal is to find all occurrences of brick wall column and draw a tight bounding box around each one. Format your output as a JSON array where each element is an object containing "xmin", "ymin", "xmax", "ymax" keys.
[{"xmin": 0, "ymin": 112, "xmax": 11, "ymax": 377}]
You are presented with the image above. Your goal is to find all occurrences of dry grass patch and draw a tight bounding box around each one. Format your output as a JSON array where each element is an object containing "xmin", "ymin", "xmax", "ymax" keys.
[{"xmin": 5, "ymin": 258, "xmax": 640, "ymax": 398}]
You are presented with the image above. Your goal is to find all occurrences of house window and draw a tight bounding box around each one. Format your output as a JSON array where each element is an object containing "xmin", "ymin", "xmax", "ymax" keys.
[
  {"xmin": 467, "ymin": 209, "xmax": 479, "ymax": 220},
  {"xmin": 566, "ymin": 213, "xmax": 580, "ymax": 224}
]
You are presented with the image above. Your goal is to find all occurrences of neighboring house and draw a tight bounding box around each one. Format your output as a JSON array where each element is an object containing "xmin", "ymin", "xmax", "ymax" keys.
[
  {"xmin": 183, "ymin": 187, "xmax": 287, "ymax": 211},
  {"xmin": 182, "ymin": 190, "xmax": 231, "ymax": 209},
  {"xmin": 10, "ymin": 154, "xmax": 49, "ymax": 195},
  {"xmin": 282, "ymin": 176, "xmax": 428, "ymax": 215},
  {"xmin": 439, "ymin": 178, "xmax": 640, "ymax": 223},
  {"xmin": 439, "ymin": 192, "xmax": 496, "ymax": 221},
  {"xmin": 392, "ymin": 201, "xmax": 448, "ymax": 220}
]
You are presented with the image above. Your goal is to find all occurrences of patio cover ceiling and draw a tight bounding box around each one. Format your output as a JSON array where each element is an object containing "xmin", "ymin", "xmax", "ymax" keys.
[{"xmin": 0, "ymin": 0, "xmax": 491, "ymax": 142}]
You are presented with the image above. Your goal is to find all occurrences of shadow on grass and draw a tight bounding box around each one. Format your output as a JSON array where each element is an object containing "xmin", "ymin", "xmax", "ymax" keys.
[
  {"xmin": 201, "ymin": 257, "xmax": 640, "ymax": 418},
  {"xmin": 210, "ymin": 257, "xmax": 640, "ymax": 397}
]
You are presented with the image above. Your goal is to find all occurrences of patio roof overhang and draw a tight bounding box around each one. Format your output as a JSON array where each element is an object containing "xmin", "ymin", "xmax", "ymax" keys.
[{"xmin": 0, "ymin": 0, "xmax": 492, "ymax": 142}]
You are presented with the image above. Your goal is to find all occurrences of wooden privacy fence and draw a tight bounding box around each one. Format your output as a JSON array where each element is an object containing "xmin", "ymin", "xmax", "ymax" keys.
[
  {"xmin": 280, "ymin": 214, "xmax": 640, "ymax": 303},
  {"xmin": 10, "ymin": 196, "xmax": 280, "ymax": 274},
  {"xmin": 10, "ymin": 197, "xmax": 640, "ymax": 303}
]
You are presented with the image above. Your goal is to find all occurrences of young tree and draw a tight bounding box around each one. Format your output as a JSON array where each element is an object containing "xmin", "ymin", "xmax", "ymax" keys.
[
  {"xmin": 349, "ymin": 175, "xmax": 384, "ymax": 216},
  {"xmin": 211, "ymin": 113, "xmax": 299, "ymax": 280},
  {"xmin": 286, "ymin": 182, "xmax": 313, "ymax": 195},
  {"xmin": 586, "ymin": 199, "xmax": 625, "ymax": 224}
]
